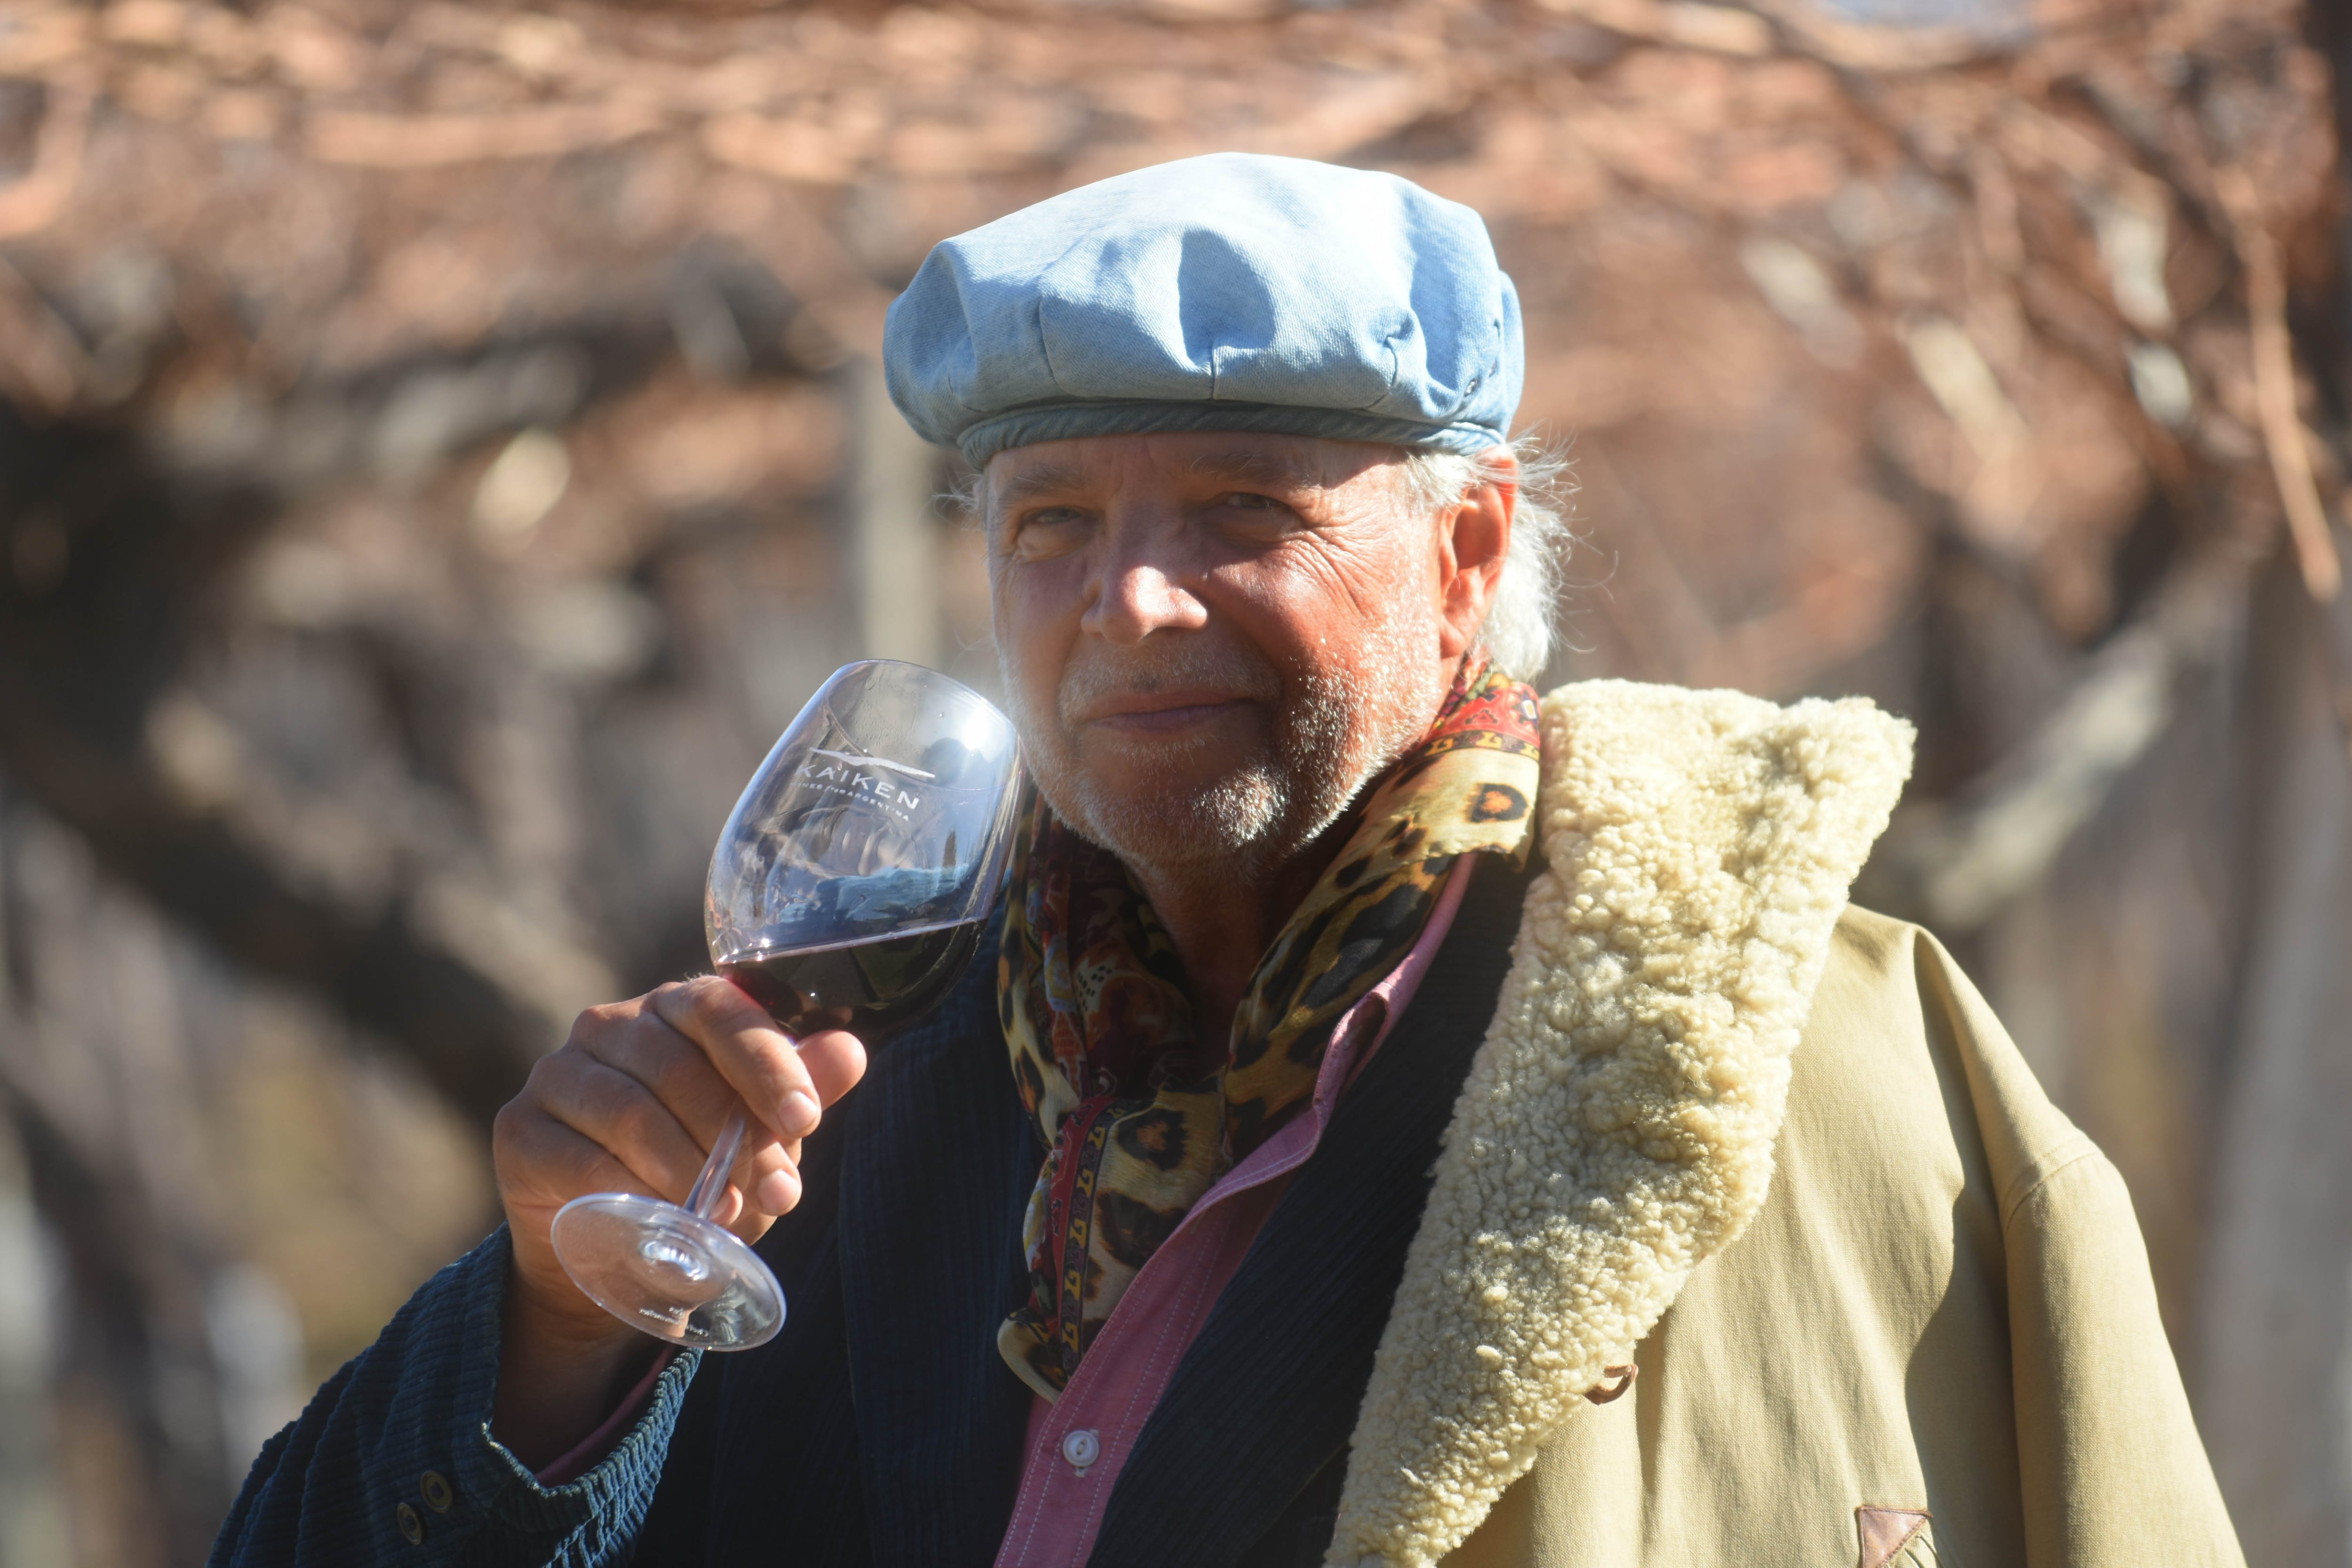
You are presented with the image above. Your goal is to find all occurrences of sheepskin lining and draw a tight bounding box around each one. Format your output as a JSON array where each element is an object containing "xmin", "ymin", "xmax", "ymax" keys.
[{"xmin": 1326, "ymin": 680, "xmax": 1915, "ymax": 1566}]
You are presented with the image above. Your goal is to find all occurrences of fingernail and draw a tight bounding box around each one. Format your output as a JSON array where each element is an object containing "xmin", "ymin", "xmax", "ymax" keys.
[
  {"xmin": 782, "ymin": 1090, "xmax": 820, "ymax": 1135},
  {"xmin": 757, "ymin": 1170, "xmax": 799, "ymax": 1212}
]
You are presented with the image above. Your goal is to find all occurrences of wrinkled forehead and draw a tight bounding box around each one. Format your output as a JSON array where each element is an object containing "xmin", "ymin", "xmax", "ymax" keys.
[{"xmin": 979, "ymin": 431, "xmax": 1409, "ymax": 512}]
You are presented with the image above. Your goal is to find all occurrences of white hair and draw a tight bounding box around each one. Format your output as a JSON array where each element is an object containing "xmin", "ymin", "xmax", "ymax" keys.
[
  {"xmin": 954, "ymin": 432, "xmax": 1577, "ymax": 681},
  {"xmin": 1399, "ymin": 434, "xmax": 1577, "ymax": 682}
]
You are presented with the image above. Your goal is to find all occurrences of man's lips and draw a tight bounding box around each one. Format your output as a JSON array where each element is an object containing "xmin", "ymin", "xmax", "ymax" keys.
[{"xmin": 1074, "ymin": 691, "xmax": 1258, "ymax": 735}]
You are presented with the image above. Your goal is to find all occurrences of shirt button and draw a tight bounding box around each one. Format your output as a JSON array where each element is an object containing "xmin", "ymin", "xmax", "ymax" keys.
[
  {"xmin": 420, "ymin": 1470, "xmax": 454, "ymax": 1512},
  {"xmin": 1060, "ymin": 1428, "xmax": 1101, "ymax": 1470},
  {"xmin": 395, "ymin": 1502, "xmax": 425, "ymax": 1545}
]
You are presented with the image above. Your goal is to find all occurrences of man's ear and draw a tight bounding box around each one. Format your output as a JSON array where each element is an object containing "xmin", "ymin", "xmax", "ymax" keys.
[{"xmin": 1436, "ymin": 452, "xmax": 1516, "ymax": 661}]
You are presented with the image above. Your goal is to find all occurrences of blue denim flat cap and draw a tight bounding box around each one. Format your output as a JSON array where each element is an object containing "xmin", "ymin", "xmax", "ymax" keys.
[{"xmin": 883, "ymin": 152, "xmax": 1523, "ymax": 468}]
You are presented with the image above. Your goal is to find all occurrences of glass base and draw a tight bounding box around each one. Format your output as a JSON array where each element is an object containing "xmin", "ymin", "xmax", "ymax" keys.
[{"xmin": 549, "ymin": 1193, "xmax": 785, "ymax": 1351}]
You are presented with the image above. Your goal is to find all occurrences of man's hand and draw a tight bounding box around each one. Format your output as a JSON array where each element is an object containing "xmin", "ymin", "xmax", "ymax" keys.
[{"xmin": 488, "ymin": 976, "xmax": 866, "ymax": 1464}]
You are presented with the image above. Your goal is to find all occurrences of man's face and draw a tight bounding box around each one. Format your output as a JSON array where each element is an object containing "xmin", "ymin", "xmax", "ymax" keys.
[{"xmin": 984, "ymin": 431, "xmax": 1505, "ymax": 883}]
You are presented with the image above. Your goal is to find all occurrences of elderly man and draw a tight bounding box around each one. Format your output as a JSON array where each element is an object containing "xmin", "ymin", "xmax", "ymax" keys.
[{"xmin": 213, "ymin": 155, "xmax": 2239, "ymax": 1568}]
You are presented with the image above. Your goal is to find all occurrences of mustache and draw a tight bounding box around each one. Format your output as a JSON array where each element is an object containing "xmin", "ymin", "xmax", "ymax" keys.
[{"xmin": 1054, "ymin": 641, "xmax": 1284, "ymax": 724}]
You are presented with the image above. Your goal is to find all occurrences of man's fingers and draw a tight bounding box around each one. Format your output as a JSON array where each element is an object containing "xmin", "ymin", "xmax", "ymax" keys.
[
  {"xmin": 578, "ymin": 1008, "xmax": 739, "ymax": 1148},
  {"xmin": 651, "ymin": 977, "xmax": 824, "ymax": 1139},
  {"xmin": 537, "ymin": 1054, "xmax": 715, "ymax": 1204},
  {"xmin": 526, "ymin": 979, "xmax": 841, "ymax": 1235},
  {"xmin": 504, "ymin": 1111, "xmax": 666, "ymax": 1213},
  {"xmin": 746, "ymin": 1139, "xmax": 803, "ymax": 1224},
  {"xmin": 675, "ymin": 1124, "xmax": 802, "ymax": 1235},
  {"xmin": 513, "ymin": 1076, "xmax": 802, "ymax": 1225},
  {"xmin": 793, "ymin": 1028, "xmax": 868, "ymax": 1109}
]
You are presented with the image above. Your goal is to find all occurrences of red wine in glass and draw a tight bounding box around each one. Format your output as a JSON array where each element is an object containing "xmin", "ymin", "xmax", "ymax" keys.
[
  {"xmin": 716, "ymin": 918, "xmax": 985, "ymax": 1039},
  {"xmin": 550, "ymin": 661, "xmax": 1020, "ymax": 1351}
]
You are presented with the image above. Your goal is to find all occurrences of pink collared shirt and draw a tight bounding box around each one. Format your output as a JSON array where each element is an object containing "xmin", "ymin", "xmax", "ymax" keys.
[{"xmin": 992, "ymin": 855, "xmax": 1477, "ymax": 1568}]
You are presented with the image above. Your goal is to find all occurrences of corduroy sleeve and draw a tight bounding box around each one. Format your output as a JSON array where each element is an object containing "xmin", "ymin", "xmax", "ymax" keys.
[{"xmin": 208, "ymin": 1227, "xmax": 704, "ymax": 1568}]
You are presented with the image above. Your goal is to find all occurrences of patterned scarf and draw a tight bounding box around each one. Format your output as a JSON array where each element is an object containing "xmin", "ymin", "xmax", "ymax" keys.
[{"xmin": 995, "ymin": 659, "xmax": 1542, "ymax": 1399}]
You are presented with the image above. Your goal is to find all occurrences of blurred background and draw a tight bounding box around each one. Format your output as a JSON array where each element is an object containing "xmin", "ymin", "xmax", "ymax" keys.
[{"xmin": 0, "ymin": 0, "xmax": 2347, "ymax": 1560}]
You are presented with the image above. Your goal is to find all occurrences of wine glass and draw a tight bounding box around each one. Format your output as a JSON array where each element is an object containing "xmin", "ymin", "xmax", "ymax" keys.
[{"xmin": 550, "ymin": 660, "xmax": 1022, "ymax": 1351}]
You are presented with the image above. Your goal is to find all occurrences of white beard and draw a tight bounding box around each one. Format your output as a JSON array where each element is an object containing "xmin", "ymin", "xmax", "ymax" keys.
[{"xmin": 1000, "ymin": 608, "xmax": 1449, "ymax": 885}]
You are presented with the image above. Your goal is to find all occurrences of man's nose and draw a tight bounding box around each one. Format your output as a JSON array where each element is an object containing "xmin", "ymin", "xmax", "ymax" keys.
[{"xmin": 1082, "ymin": 539, "xmax": 1208, "ymax": 645}]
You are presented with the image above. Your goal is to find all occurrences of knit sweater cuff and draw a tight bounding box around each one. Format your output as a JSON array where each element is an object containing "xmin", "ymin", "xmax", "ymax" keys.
[{"xmin": 432, "ymin": 1228, "xmax": 705, "ymax": 1562}]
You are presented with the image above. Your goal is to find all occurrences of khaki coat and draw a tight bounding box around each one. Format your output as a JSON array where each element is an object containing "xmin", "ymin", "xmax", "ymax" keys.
[
  {"xmin": 1319, "ymin": 680, "xmax": 2240, "ymax": 1568},
  {"xmin": 1442, "ymin": 908, "xmax": 2241, "ymax": 1567}
]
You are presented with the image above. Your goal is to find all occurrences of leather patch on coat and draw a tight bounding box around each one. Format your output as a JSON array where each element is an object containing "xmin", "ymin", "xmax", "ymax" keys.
[
  {"xmin": 1855, "ymin": 1505, "xmax": 1933, "ymax": 1568},
  {"xmin": 1581, "ymin": 1365, "xmax": 1636, "ymax": 1405}
]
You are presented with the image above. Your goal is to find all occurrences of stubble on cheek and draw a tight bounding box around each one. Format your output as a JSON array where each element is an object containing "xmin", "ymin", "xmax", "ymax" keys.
[
  {"xmin": 1001, "ymin": 635, "xmax": 1293, "ymax": 874},
  {"xmin": 999, "ymin": 608, "xmax": 1449, "ymax": 885}
]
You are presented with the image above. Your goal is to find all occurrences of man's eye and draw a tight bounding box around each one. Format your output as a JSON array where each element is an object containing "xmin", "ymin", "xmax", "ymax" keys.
[
  {"xmin": 1009, "ymin": 507, "xmax": 1090, "ymax": 538},
  {"xmin": 1002, "ymin": 506, "xmax": 1091, "ymax": 556},
  {"xmin": 1213, "ymin": 492, "xmax": 1285, "ymax": 510}
]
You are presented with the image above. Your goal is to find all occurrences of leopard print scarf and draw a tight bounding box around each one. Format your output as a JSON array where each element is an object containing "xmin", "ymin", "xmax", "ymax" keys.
[{"xmin": 995, "ymin": 660, "xmax": 1541, "ymax": 1399}]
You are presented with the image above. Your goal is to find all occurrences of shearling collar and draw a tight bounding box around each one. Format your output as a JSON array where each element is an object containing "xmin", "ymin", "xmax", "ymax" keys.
[{"xmin": 1327, "ymin": 680, "xmax": 1915, "ymax": 1567}]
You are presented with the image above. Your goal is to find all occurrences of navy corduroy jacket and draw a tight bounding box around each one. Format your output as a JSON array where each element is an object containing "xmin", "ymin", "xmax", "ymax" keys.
[{"xmin": 208, "ymin": 856, "xmax": 1532, "ymax": 1568}]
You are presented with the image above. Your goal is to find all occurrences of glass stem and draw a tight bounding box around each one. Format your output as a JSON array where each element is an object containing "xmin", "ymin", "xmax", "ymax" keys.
[{"xmin": 684, "ymin": 1107, "xmax": 749, "ymax": 1222}]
